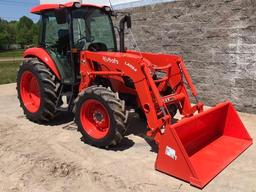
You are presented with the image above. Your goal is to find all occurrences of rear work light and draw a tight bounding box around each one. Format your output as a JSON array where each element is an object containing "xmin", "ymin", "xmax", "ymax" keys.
[{"xmin": 73, "ymin": 2, "xmax": 81, "ymax": 8}]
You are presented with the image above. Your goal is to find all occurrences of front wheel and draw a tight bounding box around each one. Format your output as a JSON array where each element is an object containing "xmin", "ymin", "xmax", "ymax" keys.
[{"xmin": 74, "ymin": 86, "xmax": 128, "ymax": 148}]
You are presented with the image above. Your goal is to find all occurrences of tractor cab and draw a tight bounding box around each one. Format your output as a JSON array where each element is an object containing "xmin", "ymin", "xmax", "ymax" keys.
[{"xmin": 33, "ymin": 2, "xmax": 117, "ymax": 84}]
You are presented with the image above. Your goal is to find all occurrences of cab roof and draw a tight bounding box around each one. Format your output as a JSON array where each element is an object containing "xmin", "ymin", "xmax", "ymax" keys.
[{"xmin": 31, "ymin": 2, "xmax": 107, "ymax": 14}]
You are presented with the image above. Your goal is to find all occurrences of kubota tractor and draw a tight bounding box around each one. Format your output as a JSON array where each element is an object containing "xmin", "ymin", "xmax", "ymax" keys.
[{"xmin": 17, "ymin": 2, "xmax": 252, "ymax": 188}]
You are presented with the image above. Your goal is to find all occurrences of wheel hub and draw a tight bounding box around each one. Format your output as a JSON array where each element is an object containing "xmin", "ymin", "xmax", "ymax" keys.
[
  {"xmin": 93, "ymin": 111, "xmax": 105, "ymax": 124},
  {"xmin": 80, "ymin": 99, "xmax": 110, "ymax": 139},
  {"xmin": 20, "ymin": 71, "xmax": 41, "ymax": 113}
]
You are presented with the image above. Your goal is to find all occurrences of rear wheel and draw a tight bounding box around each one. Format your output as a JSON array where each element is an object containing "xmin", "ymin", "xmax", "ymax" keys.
[
  {"xmin": 17, "ymin": 58, "xmax": 59, "ymax": 122},
  {"xmin": 74, "ymin": 86, "xmax": 128, "ymax": 148}
]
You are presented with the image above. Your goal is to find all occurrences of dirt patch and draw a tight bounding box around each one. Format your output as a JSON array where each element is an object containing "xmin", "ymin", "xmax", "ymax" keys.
[{"xmin": 0, "ymin": 84, "xmax": 255, "ymax": 192}]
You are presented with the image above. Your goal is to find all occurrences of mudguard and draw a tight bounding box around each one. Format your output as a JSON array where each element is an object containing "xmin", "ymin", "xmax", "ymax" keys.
[{"xmin": 24, "ymin": 48, "xmax": 61, "ymax": 80}]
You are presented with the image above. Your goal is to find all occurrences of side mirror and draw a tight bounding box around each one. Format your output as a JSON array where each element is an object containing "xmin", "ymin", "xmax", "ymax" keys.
[
  {"xmin": 126, "ymin": 15, "xmax": 132, "ymax": 29},
  {"xmin": 55, "ymin": 8, "xmax": 67, "ymax": 24}
]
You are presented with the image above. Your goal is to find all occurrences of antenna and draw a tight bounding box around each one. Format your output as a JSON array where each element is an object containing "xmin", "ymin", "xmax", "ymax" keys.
[{"xmin": 108, "ymin": 0, "xmax": 114, "ymax": 10}]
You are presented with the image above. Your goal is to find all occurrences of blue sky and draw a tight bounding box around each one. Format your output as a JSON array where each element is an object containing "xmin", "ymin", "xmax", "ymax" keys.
[{"xmin": 0, "ymin": 0, "xmax": 40, "ymax": 22}]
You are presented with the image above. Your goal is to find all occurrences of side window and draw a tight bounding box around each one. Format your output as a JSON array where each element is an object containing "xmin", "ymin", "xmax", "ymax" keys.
[
  {"xmin": 43, "ymin": 12, "xmax": 73, "ymax": 82},
  {"xmin": 90, "ymin": 12, "xmax": 115, "ymax": 50},
  {"xmin": 73, "ymin": 18, "xmax": 86, "ymax": 43},
  {"xmin": 44, "ymin": 12, "xmax": 69, "ymax": 55},
  {"xmin": 72, "ymin": 9, "xmax": 90, "ymax": 50},
  {"xmin": 72, "ymin": 8, "xmax": 116, "ymax": 51}
]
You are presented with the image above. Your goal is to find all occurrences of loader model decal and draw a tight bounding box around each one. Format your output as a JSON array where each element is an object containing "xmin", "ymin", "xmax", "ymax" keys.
[
  {"xmin": 125, "ymin": 61, "xmax": 137, "ymax": 72},
  {"xmin": 102, "ymin": 56, "xmax": 119, "ymax": 65}
]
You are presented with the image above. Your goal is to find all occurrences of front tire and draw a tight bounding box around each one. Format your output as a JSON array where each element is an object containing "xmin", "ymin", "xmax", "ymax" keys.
[
  {"xmin": 74, "ymin": 86, "xmax": 128, "ymax": 148},
  {"xmin": 17, "ymin": 58, "xmax": 59, "ymax": 122}
]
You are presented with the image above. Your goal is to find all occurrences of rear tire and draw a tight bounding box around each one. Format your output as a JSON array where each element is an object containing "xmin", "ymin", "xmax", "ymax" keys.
[
  {"xmin": 17, "ymin": 58, "xmax": 59, "ymax": 122},
  {"xmin": 74, "ymin": 86, "xmax": 128, "ymax": 148}
]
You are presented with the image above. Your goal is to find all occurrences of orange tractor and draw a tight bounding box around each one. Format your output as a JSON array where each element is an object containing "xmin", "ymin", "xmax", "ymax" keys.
[{"xmin": 17, "ymin": 2, "xmax": 252, "ymax": 188}]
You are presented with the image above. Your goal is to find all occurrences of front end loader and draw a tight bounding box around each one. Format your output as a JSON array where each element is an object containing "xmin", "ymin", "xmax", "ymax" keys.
[{"xmin": 16, "ymin": 2, "xmax": 252, "ymax": 188}]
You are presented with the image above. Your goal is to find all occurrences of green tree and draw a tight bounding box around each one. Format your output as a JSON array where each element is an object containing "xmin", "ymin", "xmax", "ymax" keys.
[
  {"xmin": 0, "ymin": 16, "xmax": 39, "ymax": 50},
  {"xmin": 16, "ymin": 16, "xmax": 34, "ymax": 47},
  {"xmin": 0, "ymin": 18, "xmax": 9, "ymax": 46},
  {"xmin": 6, "ymin": 22, "xmax": 17, "ymax": 45},
  {"xmin": 17, "ymin": 16, "xmax": 33, "ymax": 30},
  {"xmin": 31, "ymin": 22, "xmax": 39, "ymax": 45}
]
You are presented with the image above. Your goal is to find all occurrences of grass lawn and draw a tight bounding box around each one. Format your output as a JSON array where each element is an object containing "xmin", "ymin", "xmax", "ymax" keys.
[
  {"xmin": 0, "ymin": 50, "xmax": 23, "ymax": 58},
  {"xmin": 0, "ymin": 61, "xmax": 21, "ymax": 84}
]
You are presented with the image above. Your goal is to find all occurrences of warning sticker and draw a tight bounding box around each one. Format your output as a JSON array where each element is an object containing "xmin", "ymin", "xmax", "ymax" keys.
[{"xmin": 165, "ymin": 146, "xmax": 177, "ymax": 160}]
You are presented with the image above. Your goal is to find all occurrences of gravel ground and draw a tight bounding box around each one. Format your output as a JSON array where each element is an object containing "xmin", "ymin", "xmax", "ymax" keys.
[{"xmin": 0, "ymin": 83, "xmax": 255, "ymax": 192}]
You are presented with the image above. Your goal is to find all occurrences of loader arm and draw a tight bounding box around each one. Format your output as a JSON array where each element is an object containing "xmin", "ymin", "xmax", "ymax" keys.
[
  {"xmin": 79, "ymin": 51, "xmax": 202, "ymax": 137},
  {"xmin": 127, "ymin": 50, "xmax": 204, "ymax": 116},
  {"xmin": 80, "ymin": 51, "xmax": 163, "ymax": 131}
]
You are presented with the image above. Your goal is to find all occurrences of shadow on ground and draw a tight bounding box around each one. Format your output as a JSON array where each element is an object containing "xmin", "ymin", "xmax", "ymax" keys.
[
  {"xmin": 125, "ymin": 113, "xmax": 158, "ymax": 153},
  {"xmin": 39, "ymin": 111, "xmax": 179, "ymax": 153},
  {"xmin": 47, "ymin": 111, "xmax": 74, "ymax": 126}
]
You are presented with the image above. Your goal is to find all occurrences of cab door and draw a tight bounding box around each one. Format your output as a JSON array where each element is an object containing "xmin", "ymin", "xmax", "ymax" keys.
[{"xmin": 42, "ymin": 11, "xmax": 74, "ymax": 84}]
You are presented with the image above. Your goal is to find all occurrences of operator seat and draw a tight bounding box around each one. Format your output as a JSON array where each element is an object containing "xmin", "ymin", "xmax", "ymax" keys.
[
  {"xmin": 57, "ymin": 29, "xmax": 70, "ymax": 55},
  {"xmin": 88, "ymin": 42, "xmax": 108, "ymax": 52}
]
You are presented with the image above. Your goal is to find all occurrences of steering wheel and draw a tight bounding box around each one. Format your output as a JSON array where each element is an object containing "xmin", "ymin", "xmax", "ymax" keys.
[
  {"xmin": 74, "ymin": 36, "xmax": 87, "ymax": 50},
  {"xmin": 45, "ymin": 42, "xmax": 58, "ymax": 52},
  {"xmin": 76, "ymin": 36, "xmax": 87, "ymax": 43}
]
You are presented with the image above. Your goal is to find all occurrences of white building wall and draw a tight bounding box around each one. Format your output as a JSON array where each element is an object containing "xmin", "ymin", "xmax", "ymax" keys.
[
  {"xmin": 39, "ymin": 0, "xmax": 137, "ymax": 6},
  {"xmin": 39, "ymin": 0, "xmax": 176, "ymax": 9}
]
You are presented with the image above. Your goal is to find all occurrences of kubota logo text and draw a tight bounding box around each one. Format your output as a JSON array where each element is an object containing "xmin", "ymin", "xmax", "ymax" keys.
[{"xmin": 102, "ymin": 56, "xmax": 119, "ymax": 65}]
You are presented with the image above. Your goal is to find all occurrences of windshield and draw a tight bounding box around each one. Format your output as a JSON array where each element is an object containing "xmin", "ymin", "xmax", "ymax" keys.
[{"xmin": 72, "ymin": 7, "xmax": 116, "ymax": 51}]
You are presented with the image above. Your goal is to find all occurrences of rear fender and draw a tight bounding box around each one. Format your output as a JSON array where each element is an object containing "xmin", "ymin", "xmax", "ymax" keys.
[{"xmin": 24, "ymin": 48, "xmax": 61, "ymax": 80}]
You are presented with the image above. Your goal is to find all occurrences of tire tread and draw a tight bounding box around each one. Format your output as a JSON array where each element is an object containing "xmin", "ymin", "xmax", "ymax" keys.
[
  {"xmin": 74, "ymin": 85, "xmax": 128, "ymax": 147},
  {"xmin": 17, "ymin": 58, "xmax": 59, "ymax": 122}
]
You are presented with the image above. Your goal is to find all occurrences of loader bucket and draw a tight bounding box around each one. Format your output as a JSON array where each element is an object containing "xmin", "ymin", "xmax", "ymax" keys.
[{"xmin": 155, "ymin": 101, "xmax": 252, "ymax": 188}]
